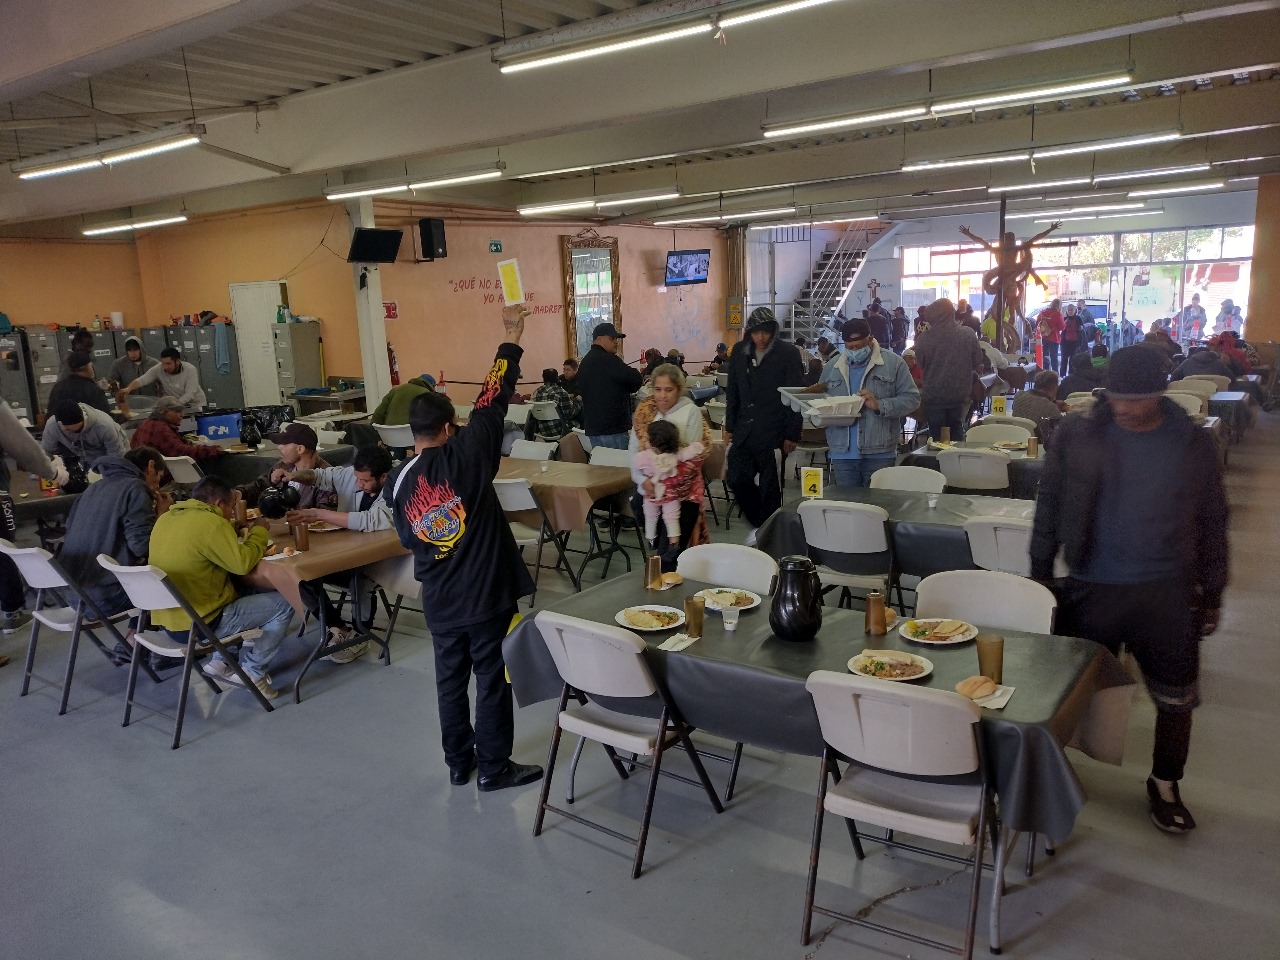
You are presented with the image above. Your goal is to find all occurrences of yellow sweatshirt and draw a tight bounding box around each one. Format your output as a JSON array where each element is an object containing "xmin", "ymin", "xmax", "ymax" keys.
[{"xmin": 147, "ymin": 499, "xmax": 269, "ymax": 630}]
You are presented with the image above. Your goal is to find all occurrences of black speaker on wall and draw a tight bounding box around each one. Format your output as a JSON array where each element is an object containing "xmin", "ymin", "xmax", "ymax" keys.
[{"xmin": 419, "ymin": 218, "xmax": 447, "ymax": 261}]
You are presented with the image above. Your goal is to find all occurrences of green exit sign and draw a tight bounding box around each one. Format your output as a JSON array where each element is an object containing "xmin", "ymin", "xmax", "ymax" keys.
[{"xmin": 489, "ymin": 240, "xmax": 503, "ymax": 253}]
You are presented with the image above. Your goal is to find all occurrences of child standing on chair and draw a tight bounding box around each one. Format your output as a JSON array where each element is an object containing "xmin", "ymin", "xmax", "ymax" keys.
[{"xmin": 633, "ymin": 420, "xmax": 703, "ymax": 556}]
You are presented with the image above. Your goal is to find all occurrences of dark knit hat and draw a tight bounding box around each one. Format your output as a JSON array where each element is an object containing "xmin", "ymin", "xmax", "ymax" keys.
[
  {"xmin": 745, "ymin": 306, "xmax": 777, "ymax": 332},
  {"xmin": 922, "ymin": 298, "xmax": 956, "ymax": 326},
  {"xmin": 68, "ymin": 352, "xmax": 94, "ymax": 372},
  {"xmin": 1106, "ymin": 345, "xmax": 1169, "ymax": 399}
]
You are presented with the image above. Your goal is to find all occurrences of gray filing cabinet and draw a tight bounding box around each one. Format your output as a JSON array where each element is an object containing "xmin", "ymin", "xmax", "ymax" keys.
[
  {"xmin": 90, "ymin": 330, "xmax": 117, "ymax": 381},
  {"xmin": 139, "ymin": 327, "xmax": 169, "ymax": 361},
  {"xmin": 272, "ymin": 322, "xmax": 323, "ymax": 402},
  {"xmin": 170, "ymin": 326, "xmax": 198, "ymax": 363},
  {"xmin": 112, "ymin": 328, "xmax": 137, "ymax": 357},
  {"xmin": 27, "ymin": 329, "xmax": 61, "ymax": 416},
  {"xmin": 194, "ymin": 324, "xmax": 244, "ymax": 409},
  {"xmin": 0, "ymin": 328, "xmax": 36, "ymax": 420}
]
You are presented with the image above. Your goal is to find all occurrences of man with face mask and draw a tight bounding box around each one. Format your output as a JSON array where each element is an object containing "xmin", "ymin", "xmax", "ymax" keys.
[{"xmin": 801, "ymin": 319, "xmax": 919, "ymax": 486}]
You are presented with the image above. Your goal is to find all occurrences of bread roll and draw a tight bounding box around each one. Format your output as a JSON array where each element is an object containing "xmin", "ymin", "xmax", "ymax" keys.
[
  {"xmin": 661, "ymin": 572, "xmax": 684, "ymax": 586},
  {"xmin": 955, "ymin": 676, "xmax": 997, "ymax": 699}
]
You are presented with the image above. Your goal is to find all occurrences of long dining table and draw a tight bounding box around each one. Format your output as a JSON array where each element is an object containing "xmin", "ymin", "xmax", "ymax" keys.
[
  {"xmin": 901, "ymin": 441, "xmax": 1045, "ymax": 499},
  {"xmin": 503, "ymin": 573, "xmax": 1135, "ymax": 842}
]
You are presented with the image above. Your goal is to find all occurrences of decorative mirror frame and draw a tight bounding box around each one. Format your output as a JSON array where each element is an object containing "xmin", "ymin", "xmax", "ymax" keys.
[{"xmin": 561, "ymin": 230, "xmax": 622, "ymax": 359}]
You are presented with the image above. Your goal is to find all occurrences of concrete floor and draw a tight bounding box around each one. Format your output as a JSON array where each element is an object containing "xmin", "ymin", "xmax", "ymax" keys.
[{"xmin": 3, "ymin": 422, "xmax": 1278, "ymax": 960}]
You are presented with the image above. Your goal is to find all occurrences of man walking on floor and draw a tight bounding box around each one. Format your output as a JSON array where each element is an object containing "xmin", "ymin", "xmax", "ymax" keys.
[
  {"xmin": 574, "ymin": 322, "xmax": 642, "ymax": 449},
  {"xmin": 1031, "ymin": 345, "xmax": 1228, "ymax": 834},
  {"xmin": 390, "ymin": 304, "xmax": 543, "ymax": 792},
  {"xmin": 912, "ymin": 298, "xmax": 985, "ymax": 441}
]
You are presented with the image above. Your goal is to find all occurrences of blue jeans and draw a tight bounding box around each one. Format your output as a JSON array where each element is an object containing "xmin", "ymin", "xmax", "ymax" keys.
[
  {"xmin": 588, "ymin": 432, "xmax": 630, "ymax": 450},
  {"xmin": 927, "ymin": 406, "xmax": 966, "ymax": 442},
  {"xmin": 830, "ymin": 455, "xmax": 896, "ymax": 488},
  {"xmin": 209, "ymin": 591, "xmax": 295, "ymax": 680}
]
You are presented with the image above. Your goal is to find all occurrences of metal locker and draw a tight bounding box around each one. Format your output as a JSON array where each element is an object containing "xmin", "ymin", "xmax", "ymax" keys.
[
  {"xmin": 91, "ymin": 330, "xmax": 116, "ymax": 381},
  {"xmin": 139, "ymin": 327, "xmax": 169, "ymax": 361},
  {"xmin": 171, "ymin": 326, "xmax": 198, "ymax": 363},
  {"xmin": 195, "ymin": 324, "xmax": 244, "ymax": 410},
  {"xmin": 0, "ymin": 328, "xmax": 36, "ymax": 420},
  {"xmin": 27, "ymin": 329, "xmax": 61, "ymax": 416},
  {"xmin": 112, "ymin": 328, "xmax": 138, "ymax": 355}
]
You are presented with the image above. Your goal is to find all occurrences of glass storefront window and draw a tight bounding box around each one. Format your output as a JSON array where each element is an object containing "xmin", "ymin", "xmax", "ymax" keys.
[
  {"xmin": 959, "ymin": 249, "xmax": 993, "ymax": 272},
  {"xmin": 1070, "ymin": 234, "xmax": 1116, "ymax": 266},
  {"xmin": 1186, "ymin": 228, "xmax": 1222, "ymax": 260},
  {"xmin": 1152, "ymin": 230, "xmax": 1186, "ymax": 261},
  {"xmin": 1221, "ymin": 225, "xmax": 1255, "ymax": 258},
  {"xmin": 1035, "ymin": 243, "xmax": 1070, "ymax": 268},
  {"xmin": 1120, "ymin": 232, "xmax": 1152, "ymax": 263}
]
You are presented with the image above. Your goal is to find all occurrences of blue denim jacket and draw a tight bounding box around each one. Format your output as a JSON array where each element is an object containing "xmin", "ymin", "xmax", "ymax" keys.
[{"xmin": 820, "ymin": 344, "xmax": 920, "ymax": 456}]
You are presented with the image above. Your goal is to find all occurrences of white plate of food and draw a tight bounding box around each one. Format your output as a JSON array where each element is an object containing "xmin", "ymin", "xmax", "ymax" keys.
[
  {"xmin": 991, "ymin": 440, "xmax": 1027, "ymax": 451},
  {"xmin": 848, "ymin": 650, "xmax": 933, "ymax": 682},
  {"xmin": 306, "ymin": 520, "xmax": 343, "ymax": 532},
  {"xmin": 899, "ymin": 618, "xmax": 979, "ymax": 645},
  {"xmin": 694, "ymin": 588, "xmax": 762, "ymax": 612},
  {"xmin": 616, "ymin": 605, "xmax": 686, "ymax": 632}
]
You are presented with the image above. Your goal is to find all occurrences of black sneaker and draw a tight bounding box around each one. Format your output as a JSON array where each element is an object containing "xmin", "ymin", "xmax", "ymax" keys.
[
  {"xmin": 1147, "ymin": 778, "xmax": 1196, "ymax": 833},
  {"xmin": 477, "ymin": 762, "xmax": 544, "ymax": 793},
  {"xmin": 449, "ymin": 756, "xmax": 477, "ymax": 787}
]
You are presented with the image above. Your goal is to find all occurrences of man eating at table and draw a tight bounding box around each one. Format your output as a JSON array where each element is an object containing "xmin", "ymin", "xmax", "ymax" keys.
[
  {"xmin": 389, "ymin": 303, "xmax": 543, "ymax": 793},
  {"xmin": 236, "ymin": 422, "xmax": 337, "ymax": 511},
  {"xmin": 1031, "ymin": 345, "xmax": 1228, "ymax": 834},
  {"xmin": 274, "ymin": 445, "xmax": 396, "ymax": 663}
]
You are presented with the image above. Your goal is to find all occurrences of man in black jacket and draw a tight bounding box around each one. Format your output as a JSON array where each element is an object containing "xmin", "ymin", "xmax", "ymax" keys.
[
  {"xmin": 48, "ymin": 353, "xmax": 114, "ymax": 416},
  {"xmin": 724, "ymin": 307, "xmax": 804, "ymax": 528},
  {"xmin": 574, "ymin": 322, "xmax": 643, "ymax": 449},
  {"xmin": 390, "ymin": 304, "xmax": 543, "ymax": 793},
  {"xmin": 1031, "ymin": 346, "xmax": 1228, "ymax": 835}
]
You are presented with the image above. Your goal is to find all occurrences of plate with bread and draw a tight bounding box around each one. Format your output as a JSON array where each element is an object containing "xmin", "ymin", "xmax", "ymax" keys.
[
  {"xmin": 616, "ymin": 605, "xmax": 685, "ymax": 632},
  {"xmin": 693, "ymin": 588, "xmax": 762, "ymax": 612},
  {"xmin": 900, "ymin": 617, "xmax": 978, "ymax": 645},
  {"xmin": 848, "ymin": 649, "xmax": 933, "ymax": 682}
]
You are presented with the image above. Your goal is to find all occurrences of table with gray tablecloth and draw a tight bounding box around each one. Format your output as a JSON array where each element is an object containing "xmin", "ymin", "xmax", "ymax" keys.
[
  {"xmin": 504, "ymin": 574, "xmax": 1134, "ymax": 841},
  {"xmin": 756, "ymin": 487, "xmax": 1035, "ymax": 579},
  {"xmin": 204, "ymin": 443, "xmax": 356, "ymax": 487},
  {"xmin": 1208, "ymin": 391, "xmax": 1250, "ymax": 443},
  {"xmin": 901, "ymin": 442, "xmax": 1044, "ymax": 500}
]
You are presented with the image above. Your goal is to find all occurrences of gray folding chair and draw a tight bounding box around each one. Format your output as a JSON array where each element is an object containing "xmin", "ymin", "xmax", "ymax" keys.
[{"xmin": 494, "ymin": 478, "xmax": 580, "ymax": 604}]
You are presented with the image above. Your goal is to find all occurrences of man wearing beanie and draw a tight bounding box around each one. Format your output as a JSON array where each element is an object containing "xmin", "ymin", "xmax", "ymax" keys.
[
  {"xmin": 724, "ymin": 307, "xmax": 804, "ymax": 528},
  {"xmin": 1031, "ymin": 345, "xmax": 1228, "ymax": 834},
  {"xmin": 912, "ymin": 298, "xmax": 985, "ymax": 441},
  {"xmin": 47, "ymin": 352, "xmax": 114, "ymax": 416}
]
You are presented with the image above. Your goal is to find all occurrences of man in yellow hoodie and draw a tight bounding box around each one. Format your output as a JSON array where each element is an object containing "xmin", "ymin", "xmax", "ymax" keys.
[{"xmin": 148, "ymin": 475, "xmax": 295, "ymax": 699}]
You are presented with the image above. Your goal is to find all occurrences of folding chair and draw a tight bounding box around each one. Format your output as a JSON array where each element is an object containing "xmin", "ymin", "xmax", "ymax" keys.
[
  {"xmin": 97, "ymin": 555, "xmax": 275, "ymax": 749},
  {"xmin": 966, "ymin": 423, "xmax": 1034, "ymax": 444},
  {"xmin": 796, "ymin": 500, "xmax": 893, "ymax": 610},
  {"xmin": 494, "ymin": 478, "xmax": 580, "ymax": 604},
  {"xmin": 509, "ymin": 439, "xmax": 558, "ymax": 461},
  {"xmin": 362, "ymin": 553, "xmax": 421, "ymax": 663},
  {"xmin": 916, "ymin": 569, "xmax": 1056, "ymax": 634},
  {"xmin": 162, "ymin": 456, "xmax": 203, "ymax": 484},
  {"xmin": 937, "ymin": 448, "xmax": 1011, "ymax": 494},
  {"xmin": 580, "ymin": 447, "xmax": 645, "ymax": 580},
  {"xmin": 870, "ymin": 465, "xmax": 946, "ymax": 493},
  {"xmin": 802, "ymin": 670, "xmax": 1002, "ymax": 957},
  {"xmin": 0, "ymin": 538, "xmax": 145, "ymax": 715},
  {"xmin": 532, "ymin": 611, "xmax": 724, "ymax": 878}
]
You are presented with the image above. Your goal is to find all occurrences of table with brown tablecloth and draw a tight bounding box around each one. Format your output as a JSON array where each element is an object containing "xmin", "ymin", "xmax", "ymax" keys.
[
  {"xmin": 503, "ymin": 574, "xmax": 1135, "ymax": 841},
  {"xmin": 496, "ymin": 459, "xmax": 633, "ymax": 533}
]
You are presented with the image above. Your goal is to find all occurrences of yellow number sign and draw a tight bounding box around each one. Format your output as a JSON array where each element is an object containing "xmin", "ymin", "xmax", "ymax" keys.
[
  {"xmin": 801, "ymin": 466, "xmax": 824, "ymax": 499},
  {"xmin": 497, "ymin": 259, "xmax": 525, "ymax": 305}
]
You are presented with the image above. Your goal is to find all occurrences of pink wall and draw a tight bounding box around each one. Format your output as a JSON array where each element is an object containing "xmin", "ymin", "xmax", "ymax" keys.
[{"xmin": 377, "ymin": 219, "xmax": 729, "ymax": 387}]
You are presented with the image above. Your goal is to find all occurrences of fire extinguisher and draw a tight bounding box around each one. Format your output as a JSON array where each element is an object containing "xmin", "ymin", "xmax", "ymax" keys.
[{"xmin": 387, "ymin": 342, "xmax": 400, "ymax": 385}]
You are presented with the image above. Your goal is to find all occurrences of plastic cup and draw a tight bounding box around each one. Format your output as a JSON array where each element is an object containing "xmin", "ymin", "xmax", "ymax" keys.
[
  {"xmin": 976, "ymin": 633, "xmax": 1004, "ymax": 684},
  {"xmin": 540, "ymin": 461, "xmax": 549, "ymax": 473},
  {"xmin": 927, "ymin": 495, "xmax": 939, "ymax": 509},
  {"xmin": 722, "ymin": 606, "xmax": 740, "ymax": 632}
]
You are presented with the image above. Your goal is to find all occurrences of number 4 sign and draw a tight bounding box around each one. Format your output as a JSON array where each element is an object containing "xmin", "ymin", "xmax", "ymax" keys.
[{"xmin": 801, "ymin": 466, "xmax": 824, "ymax": 499}]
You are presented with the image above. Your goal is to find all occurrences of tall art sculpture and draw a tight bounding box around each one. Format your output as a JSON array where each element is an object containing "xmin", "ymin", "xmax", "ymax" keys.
[{"xmin": 959, "ymin": 221, "xmax": 1062, "ymax": 355}]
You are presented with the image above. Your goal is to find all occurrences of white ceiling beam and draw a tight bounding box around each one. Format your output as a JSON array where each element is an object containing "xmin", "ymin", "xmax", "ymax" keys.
[{"xmin": 313, "ymin": 0, "xmax": 498, "ymax": 49}]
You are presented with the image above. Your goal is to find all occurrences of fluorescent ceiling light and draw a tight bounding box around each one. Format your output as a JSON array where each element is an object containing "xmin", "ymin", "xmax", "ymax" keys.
[
  {"xmin": 14, "ymin": 124, "xmax": 205, "ymax": 180},
  {"xmin": 17, "ymin": 158, "xmax": 105, "ymax": 180},
  {"xmin": 408, "ymin": 165, "xmax": 505, "ymax": 190},
  {"xmin": 762, "ymin": 106, "xmax": 926, "ymax": 139},
  {"xmin": 1092, "ymin": 163, "xmax": 1210, "ymax": 184},
  {"xmin": 748, "ymin": 216, "xmax": 875, "ymax": 229},
  {"xmin": 595, "ymin": 189, "xmax": 683, "ymax": 209},
  {"xmin": 101, "ymin": 135, "xmax": 200, "ymax": 165},
  {"xmin": 500, "ymin": 23, "xmax": 712, "ymax": 74},
  {"xmin": 1228, "ymin": 176, "xmax": 1260, "ymax": 183},
  {"xmin": 719, "ymin": 0, "xmax": 846, "ymax": 28},
  {"xmin": 1036, "ymin": 210, "xmax": 1163, "ymax": 223},
  {"xmin": 1128, "ymin": 181, "xmax": 1225, "ymax": 197},
  {"xmin": 989, "ymin": 178, "xmax": 1090, "ymax": 193},
  {"xmin": 1032, "ymin": 132, "xmax": 1181, "ymax": 159},
  {"xmin": 82, "ymin": 214, "xmax": 188, "ymax": 237},
  {"xmin": 902, "ymin": 153, "xmax": 1029, "ymax": 172},
  {"xmin": 518, "ymin": 199, "xmax": 599, "ymax": 215},
  {"xmin": 653, "ymin": 205, "xmax": 796, "ymax": 226},
  {"xmin": 931, "ymin": 74, "xmax": 1132, "ymax": 114},
  {"xmin": 878, "ymin": 200, "xmax": 1000, "ymax": 216},
  {"xmin": 325, "ymin": 181, "xmax": 412, "ymax": 200},
  {"xmin": 1005, "ymin": 202, "xmax": 1145, "ymax": 219}
]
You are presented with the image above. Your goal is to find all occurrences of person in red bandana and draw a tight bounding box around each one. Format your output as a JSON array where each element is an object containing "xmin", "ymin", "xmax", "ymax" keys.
[{"xmin": 389, "ymin": 304, "xmax": 543, "ymax": 794}]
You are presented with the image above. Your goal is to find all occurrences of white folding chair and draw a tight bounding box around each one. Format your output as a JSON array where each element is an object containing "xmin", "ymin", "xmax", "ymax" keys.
[
  {"xmin": 571, "ymin": 428, "xmax": 594, "ymax": 453},
  {"xmin": 97, "ymin": 555, "xmax": 274, "ymax": 749},
  {"xmin": 162, "ymin": 456, "xmax": 203, "ymax": 484},
  {"xmin": 704, "ymin": 400, "xmax": 727, "ymax": 428},
  {"xmin": 1163, "ymin": 391, "xmax": 1206, "ymax": 416},
  {"xmin": 677, "ymin": 543, "xmax": 777, "ymax": 595},
  {"xmin": 937, "ymin": 448, "xmax": 1011, "ymax": 493},
  {"xmin": 0, "ymin": 539, "xmax": 140, "ymax": 715},
  {"xmin": 915, "ymin": 569, "xmax": 1056, "ymax": 633},
  {"xmin": 870, "ymin": 465, "xmax": 946, "ymax": 493},
  {"xmin": 685, "ymin": 375, "xmax": 717, "ymax": 390},
  {"xmin": 529, "ymin": 400, "xmax": 564, "ymax": 441},
  {"xmin": 493, "ymin": 478, "xmax": 579, "ymax": 604},
  {"xmin": 796, "ymin": 500, "xmax": 892, "ymax": 609},
  {"xmin": 509, "ymin": 439, "xmax": 558, "ymax": 461},
  {"xmin": 978, "ymin": 414, "xmax": 1039, "ymax": 435},
  {"xmin": 588, "ymin": 446, "xmax": 632, "ymax": 468},
  {"xmin": 360, "ymin": 553, "xmax": 421, "ymax": 664},
  {"xmin": 315, "ymin": 429, "xmax": 345, "ymax": 445},
  {"xmin": 966, "ymin": 422, "xmax": 1034, "ymax": 444},
  {"xmin": 1184, "ymin": 374, "xmax": 1230, "ymax": 392},
  {"xmin": 578, "ymin": 447, "xmax": 645, "ymax": 581},
  {"xmin": 1063, "ymin": 394, "xmax": 1096, "ymax": 413},
  {"xmin": 372, "ymin": 422, "xmax": 414, "ymax": 449},
  {"xmin": 963, "ymin": 516, "xmax": 1035, "ymax": 576},
  {"xmin": 714, "ymin": 371, "xmax": 730, "ymax": 390},
  {"xmin": 802, "ymin": 671, "xmax": 1000, "ymax": 957},
  {"xmin": 1064, "ymin": 391, "xmax": 1096, "ymax": 402},
  {"xmin": 532, "ymin": 611, "xmax": 724, "ymax": 878},
  {"xmin": 1168, "ymin": 378, "xmax": 1215, "ymax": 400}
]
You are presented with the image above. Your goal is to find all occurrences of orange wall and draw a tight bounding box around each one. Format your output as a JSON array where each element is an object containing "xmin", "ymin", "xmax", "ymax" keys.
[
  {"xmin": 0, "ymin": 238, "xmax": 146, "ymax": 327},
  {"xmin": 1248, "ymin": 175, "xmax": 1279, "ymax": 343},
  {"xmin": 133, "ymin": 204, "xmax": 362, "ymax": 376},
  {"xmin": 378, "ymin": 221, "xmax": 729, "ymax": 386}
]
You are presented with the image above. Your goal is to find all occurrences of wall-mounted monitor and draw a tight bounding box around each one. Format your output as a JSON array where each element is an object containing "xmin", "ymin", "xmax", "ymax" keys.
[
  {"xmin": 664, "ymin": 249, "xmax": 710, "ymax": 286},
  {"xmin": 347, "ymin": 228, "xmax": 404, "ymax": 263}
]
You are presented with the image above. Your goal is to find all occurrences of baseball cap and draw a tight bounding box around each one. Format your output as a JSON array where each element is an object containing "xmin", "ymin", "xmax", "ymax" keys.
[
  {"xmin": 267, "ymin": 422, "xmax": 319, "ymax": 448},
  {"xmin": 592, "ymin": 323, "xmax": 625, "ymax": 339}
]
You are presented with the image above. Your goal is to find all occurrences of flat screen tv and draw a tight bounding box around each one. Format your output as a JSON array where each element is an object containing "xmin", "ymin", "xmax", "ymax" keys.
[
  {"xmin": 347, "ymin": 228, "xmax": 403, "ymax": 263},
  {"xmin": 665, "ymin": 249, "xmax": 710, "ymax": 286}
]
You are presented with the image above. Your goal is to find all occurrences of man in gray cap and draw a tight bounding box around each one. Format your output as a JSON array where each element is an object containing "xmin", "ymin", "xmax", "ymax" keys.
[
  {"xmin": 574, "ymin": 322, "xmax": 642, "ymax": 449},
  {"xmin": 1031, "ymin": 345, "xmax": 1228, "ymax": 835},
  {"xmin": 912, "ymin": 298, "xmax": 985, "ymax": 441},
  {"xmin": 724, "ymin": 307, "xmax": 804, "ymax": 528}
]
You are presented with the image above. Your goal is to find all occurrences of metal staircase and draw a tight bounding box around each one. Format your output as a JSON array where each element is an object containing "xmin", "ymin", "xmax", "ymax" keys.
[{"xmin": 784, "ymin": 224, "xmax": 886, "ymax": 340}]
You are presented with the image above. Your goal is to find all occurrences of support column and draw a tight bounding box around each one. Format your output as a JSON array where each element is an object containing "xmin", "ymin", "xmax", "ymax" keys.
[
  {"xmin": 346, "ymin": 198, "xmax": 392, "ymax": 406},
  {"xmin": 1247, "ymin": 175, "xmax": 1279, "ymax": 344}
]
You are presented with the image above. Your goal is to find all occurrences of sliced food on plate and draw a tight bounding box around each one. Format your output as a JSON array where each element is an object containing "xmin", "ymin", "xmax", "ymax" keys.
[
  {"xmin": 695, "ymin": 588, "xmax": 761, "ymax": 611},
  {"xmin": 848, "ymin": 649, "xmax": 933, "ymax": 681},
  {"xmin": 307, "ymin": 520, "xmax": 343, "ymax": 532},
  {"xmin": 900, "ymin": 617, "xmax": 978, "ymax": 644},
  {"xmin": 616, "ymin": 606, "xmax": 685, "ymax": 631}
]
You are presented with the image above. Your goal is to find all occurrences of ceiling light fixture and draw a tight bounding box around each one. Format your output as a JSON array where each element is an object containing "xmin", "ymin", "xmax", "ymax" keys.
[
  {"xmin": 762, "ymin": 106, "xmax": 927, "ymax": 139},
  {"xmin": 931, "ymin": 74, "xmax": 1133, "ymax": 115},
  {"xmin": 989, "ymin": 178, "xmax": 1091, "ymax": 194},
  {"xmin": 1127, "ymin": 181, "xmax": 1225, "ymax": 197},
  {"xmin": 518, "ymin": 199, "xmax": 600, "ymax": 215},
  {"xmin": 877, "ymin": 200, "xmax": 1001, "ymax": 217},
  {"xmin": 594, "ymin": 189, "xmax": 683, "ymax": 209},
  {"xmin": 1092, "ymin": 163, "xmax": 1211, "ymax": 184},
  {"xmin": 325, "ymin": 179, "xmax": 413, "ymax": 201},
  {"xmin": 1005, "ymin": 202, "xmax": 1146, "ymax": 219},
  {"xmin": 653, "ymin": 205, "xmax": 796, "ymax": 226},
  {"xmin": 82, "ymin": 214, "xmax": 189, "ymax": 237},
  {"xmin": 748, "ymin": 216, "xmax": 876, "ymax": 229},
  {"xmin": 1035, "ymin": 210, "xmax": 1163, "ymax": 224},
  {"xmin": 902, "ymin": 153, "xmax": 1029, "ymax": 172},
  {"xmin": 408, "ymin": 163, "xmax": 506, "ymax": 190},
  {"xmin": 718, "ymin": 0, "xmax": 845, "ymax": 27},
  {"xmin": 14, "ymin": 124, "xmax": 206, "ymax": 180},
  {"xmin": 1032, "ymin": 132, "xmax": 1181, "ymax": 159}
]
